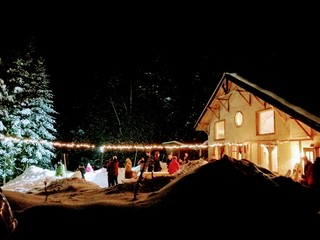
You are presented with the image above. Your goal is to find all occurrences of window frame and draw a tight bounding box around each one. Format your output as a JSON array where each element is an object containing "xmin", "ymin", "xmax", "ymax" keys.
[
  {"xmin": 234, "ymin": 111, "xmax": 243, "ymax": 127},
  {"xmin": 256, "ymin": 108, "xmax": 275, "ymax": 135},
  {"xmin": 214, "ymin": 119, "xmax": 225, "ymax": 140}
]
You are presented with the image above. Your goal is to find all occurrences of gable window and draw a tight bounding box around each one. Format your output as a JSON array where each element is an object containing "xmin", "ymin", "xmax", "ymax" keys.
[
  {"xmin": 257, "ymin": 108, "xmax": 275, "ymax": 135},
  {"xmin": 214, "ymin": 120, "xmax": 225, "ymax": 140}
]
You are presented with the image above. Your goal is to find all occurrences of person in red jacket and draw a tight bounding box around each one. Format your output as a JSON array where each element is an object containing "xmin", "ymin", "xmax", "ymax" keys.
[
  {"xmin": 168, "ymin": 155, "xmax": 180, "ymax": 175},
  {"xmin": 300, "ymin": 156, "xmax": 313, "ymax": 186},
  {"xmin": 107, "ymin": 156, "xmax": 119, "ymax": 187}
]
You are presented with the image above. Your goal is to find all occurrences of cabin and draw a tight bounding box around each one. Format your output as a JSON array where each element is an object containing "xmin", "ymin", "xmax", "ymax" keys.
[{"xmin": 194, "ymin": 72, "xmax": 320, "ymax": 175}]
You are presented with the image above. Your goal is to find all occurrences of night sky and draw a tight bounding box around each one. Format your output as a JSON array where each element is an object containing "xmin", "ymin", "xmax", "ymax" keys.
[
  {"xmin": 1, "ymin": 5, "xmax": 319, "ymax": 140},
  {"xmin": 0, "ymin": 12, "xmax": 218, "ymax": 104}
]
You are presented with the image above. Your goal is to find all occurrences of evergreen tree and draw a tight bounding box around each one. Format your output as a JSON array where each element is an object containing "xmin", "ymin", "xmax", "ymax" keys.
[
  {"xmin": 0, "ymin": 42, "xmax": 57, "ymax": 182},
  {"xmin": 0, "ymin": 75, "xmax": 17, "ymax": 184}
]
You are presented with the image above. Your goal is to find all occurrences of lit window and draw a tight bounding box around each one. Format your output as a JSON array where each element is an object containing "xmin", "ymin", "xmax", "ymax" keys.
[
  {"xmin": 234, "ymin": 111, "xmax": 243, "ymax": 127},
  {"xmin": 257, "ymin": 108, "xmax": 275, "ymax": 135},
  {"xmin": 214, "ymin": 120, "xmax": 225, "ymax": 140}
]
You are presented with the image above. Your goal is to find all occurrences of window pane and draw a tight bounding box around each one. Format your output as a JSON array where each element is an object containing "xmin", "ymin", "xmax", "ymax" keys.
[
  {"xmin": 258, "ymin": 109, "xmax": 274, "ymax": 135},
  {"xmin": 215, "ymin": 120, "xmax": 225, "ymax": 140}
]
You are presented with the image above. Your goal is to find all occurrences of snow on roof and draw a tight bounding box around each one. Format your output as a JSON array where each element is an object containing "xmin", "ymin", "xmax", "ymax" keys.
[{"xmin": 195, "ymin": 72, "xmax": 320, "ymax": 133}]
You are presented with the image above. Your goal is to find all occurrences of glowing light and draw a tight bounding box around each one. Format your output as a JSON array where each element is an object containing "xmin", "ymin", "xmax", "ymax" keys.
[
  {"xmin": 1, "ymin": 136, "xmax": 208, "ymax": 151},
  {"xmin": 1, "ymin": 136, "xmax": 271, "ymax": 152},
  {"xmin": 52, "ymin": 142, "xmax": 95, "ymax": 149}
]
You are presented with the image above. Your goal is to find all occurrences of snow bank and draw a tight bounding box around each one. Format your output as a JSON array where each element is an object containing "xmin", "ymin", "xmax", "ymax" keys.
[{"xmin": 1, "ymin": 165, "xmax": 126, "ymax": 192}]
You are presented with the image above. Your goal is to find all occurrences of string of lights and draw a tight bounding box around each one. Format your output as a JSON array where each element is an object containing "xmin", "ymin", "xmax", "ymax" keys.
[
  {"xmin": 0, "ymin": 136, "xmax": 207, "ymax": 151},
  {"xmin": 99, "ymin": 144, "xmax": 209, "ymax": 152},
  {"xmin": 0, "ymin": 136, "xmax": 290, "ymax": 152}
]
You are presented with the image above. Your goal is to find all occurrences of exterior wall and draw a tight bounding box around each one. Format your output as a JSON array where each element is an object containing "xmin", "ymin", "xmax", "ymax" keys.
[
  {"xmin": 250, "ymin": 143, "xmax": 258, "ymax": 165},
  {"xmin": 277, "ymin": 142, "xmax": 292, "ymax": 175},
  {"xmin": 206, "ymin": 86, "xmax": 317, "ymax": 175}
]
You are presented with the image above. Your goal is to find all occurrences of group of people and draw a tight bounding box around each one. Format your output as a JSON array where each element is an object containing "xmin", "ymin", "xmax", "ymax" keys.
[
  {"xmin": 103, "ymin": 151, "xmax": 191, "ymax": 187},
  {"xmin": 76, "ymin": 163, "xmax": 95, "ymax": 179},
  {"xmin": 58, "ymin": 153, "xmax": 320, "ymax": 191},
  {"xmin": 166, "ymin": 152, "xmax": 190, "ymax": 175},
  {"xmin": 144, "ymin": 150, "xmax": 162, "ymax": 172},
  {"xmin": 137, "ymin": 150, "xmax": 163, "ymax": 174},
  {"xmin": 299, "ymin": 156, "xmax": 320, "ymax": 188}
]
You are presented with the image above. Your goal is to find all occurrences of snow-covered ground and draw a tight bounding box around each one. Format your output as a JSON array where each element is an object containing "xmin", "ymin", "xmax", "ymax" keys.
[
  {"xmin": 1, "ymin": 165, "xmax": 125, "ymax": 192},
  {"xmin": 1, "ymin": 161, "xmax": 168, "ymax": 192}
]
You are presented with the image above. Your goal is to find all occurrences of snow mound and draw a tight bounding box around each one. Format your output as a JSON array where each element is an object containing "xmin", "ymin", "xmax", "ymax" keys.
[{"xmin": 1, "ymin": 165, "xmax": 113, "ymax": 192}]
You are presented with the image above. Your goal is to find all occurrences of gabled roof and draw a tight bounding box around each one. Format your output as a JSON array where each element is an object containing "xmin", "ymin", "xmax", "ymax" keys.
[{"xmin": 194, "ymin": 72, "xmax": 320, "ymax": 133}]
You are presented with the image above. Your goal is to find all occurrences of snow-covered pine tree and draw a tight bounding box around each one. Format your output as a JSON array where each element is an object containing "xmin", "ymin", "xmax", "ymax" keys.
[
  {"xmin": 4, "ymin": 42, "xmax": 57, "ymax": 178},
  {"xmin": 0, "ymin": 77, "xmax": 17, "ymax": 184}
]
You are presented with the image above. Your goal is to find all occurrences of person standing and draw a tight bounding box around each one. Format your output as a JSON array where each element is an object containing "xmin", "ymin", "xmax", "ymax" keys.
[
  {"xmin": 134, "ymin": 156, "xmax": 148, "ymax": 200},
  {"xmin": 153, "ymin": 151, "xmax": 162, "ymax": 172},
  {"xmin": 166, "ymin": 154, "xmax": 173, "ymax": 169},
  {"xmin": 77, "ymin": 163, "xmax": 86, "ymax": 179},
  {"xmin": 107, "ymin": 157, "xmax": 115, "ymax": 187},
  {"xmin": 309, "ymin": 157, "xmax": 320, "ymax": 188},
  {"xmin": 145, "ymin": 151, "xmax": 154, "ymax": 172},
  {"xmin": 168, "ymin": 155, "xmax": 180, "ymax": 175},
  {"xmin": 124, "ymin": 158, "xmax": 133, "ymax": 179},
  {"xmin": 107, "ymin": 156, "xmax": 119, "ymax": 187},
  {"xmin": 300, "ymin": 156, "xmax": 313, "ymax": 185},
  {"xmin": 182, "ymin": 152, "xmax": 190, "ymax": 165},
  {"xmin": 113, "ymin": 156, "xmax": 119, "ymax": 185},
  {"xmin": 55, "ymin": 160, "xmax": 64, "ymax": 177},
  {"xmin": 86, "ymin": 163, "xmax": 94, "ymax": 173},
  {"xmin": 137, "ymin": 157, "xmax": 146, "ymax": 176}
]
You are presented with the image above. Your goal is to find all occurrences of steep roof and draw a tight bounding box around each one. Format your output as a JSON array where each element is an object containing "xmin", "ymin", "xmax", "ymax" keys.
[{"xmin": 195, "ymin": 72, "xmax": 320, "ymax": 133}]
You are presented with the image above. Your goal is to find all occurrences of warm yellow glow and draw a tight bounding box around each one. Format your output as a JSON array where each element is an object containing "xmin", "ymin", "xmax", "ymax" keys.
[
  {"xmin": 293, "ymin": 148, "xmax": 302, "ymax": 166},
  {"xmin": 52, "ymin": 142, "xmax": 95, "ymax": 149},
  {"xmin": 99, "ymin": 144, "xmax": 209, "ymax": 152}
]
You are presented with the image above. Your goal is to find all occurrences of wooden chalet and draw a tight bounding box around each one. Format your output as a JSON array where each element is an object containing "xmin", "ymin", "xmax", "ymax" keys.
[{"xmin": 194, "ymin": 72, "xmax": 320, "ymax": 175}]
